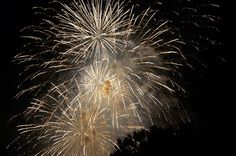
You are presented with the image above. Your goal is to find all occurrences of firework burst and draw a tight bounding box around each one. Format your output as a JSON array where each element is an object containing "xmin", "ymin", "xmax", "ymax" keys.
[
  {"xmin": 15, "ymin": 0, "xmax": 185, "ymax": 98},
  {"xmin": 13, "ymin": 0, "xmax": 186, "ymax": 155},
  {"xmin": 10, "ymin": 0, "xmax": 221, "ymax": 155},
  {"xmin": 19, "ymin": 99, "xmax": 117, "ymax": 156},
  {"xmin": 52, "ymin": 0, "xmax": 133, "ymax": 62},
  {"xmin": 17, "ymin": 79, "xmax": 143, "ymax": 156}
]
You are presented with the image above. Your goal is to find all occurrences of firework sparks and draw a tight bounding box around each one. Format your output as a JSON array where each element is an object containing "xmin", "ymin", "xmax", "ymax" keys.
[
  {"xmin": 10, "ymin": 0, "xmax": 221, "ymax": 155},
  {"xmin": 15, "ymin": 0, "xmax": 183, "ymax": 96},
  {"xmin": 14, "ymin": 0, "xmax": 185, "ymax": 155},
  {"xmin": 18, "ymin": 80, "xmax": 143, "ymax": 156},
  {"xmin": 19, "ymin": 98, "xmax": 117, "ymax": 156},
  {"xmin": 51, "ymin": 0, "xmax": 133, "ymax": 63}
]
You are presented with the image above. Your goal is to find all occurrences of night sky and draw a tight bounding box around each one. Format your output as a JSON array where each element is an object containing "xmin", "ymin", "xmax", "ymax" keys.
[{"xmin": 1, "ymin": 0, "xmax": 230, "ymax": 155}]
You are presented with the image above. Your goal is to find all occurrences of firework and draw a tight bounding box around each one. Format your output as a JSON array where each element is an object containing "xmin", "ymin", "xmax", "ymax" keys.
[
  {"xmin": 54, "ymin": 0, "xmax": 132, "ymax": 62},
  {"xmin": 15, "ymin": 0, "xmax": 183, "ymax": 98},
  {"xmin": 18, "ymin": 94, "xmax": 117, "ymax": 156},
  {"xmin": 14, "ymin": 0, "xmax": 185, "ymax": 155},
  {"xmin": 17, "ymin": 79, "xmax": 144, "ymax": 156},
  {"xmin": 11, "ymin": 0, "xmax": 221, "ymax": 155}
]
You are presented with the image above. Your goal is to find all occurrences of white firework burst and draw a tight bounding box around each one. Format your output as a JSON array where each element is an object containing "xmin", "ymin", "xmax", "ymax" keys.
[
  {"xmin": 53, "ymin": 0, "xmax": 133, "ymax": 63},
  {"xmin": 77, "ymin": 43, "xmax": 185, "ymax": 128}
]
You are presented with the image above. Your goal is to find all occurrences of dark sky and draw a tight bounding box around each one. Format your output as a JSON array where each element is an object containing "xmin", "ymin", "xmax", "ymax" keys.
[{"xmin": 1, "ymin": 0, "xmax": 230, "ymax": 155}]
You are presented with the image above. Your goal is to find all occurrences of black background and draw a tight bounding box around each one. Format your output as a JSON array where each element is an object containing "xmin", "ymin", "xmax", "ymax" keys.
[{"xmin": 1, "ymin": 0, "xmax": 230, "ymax": 155}]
